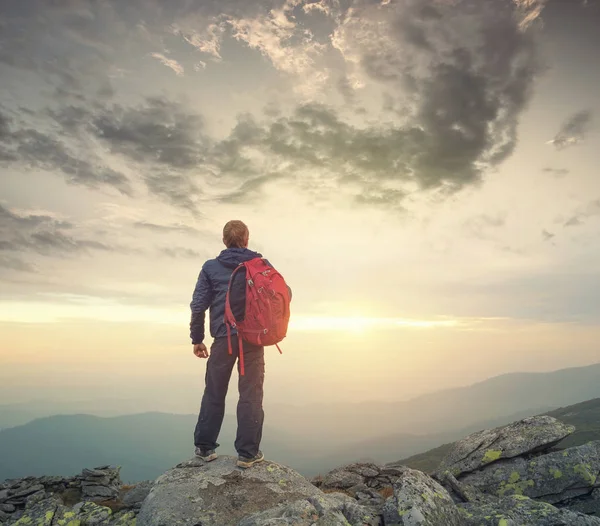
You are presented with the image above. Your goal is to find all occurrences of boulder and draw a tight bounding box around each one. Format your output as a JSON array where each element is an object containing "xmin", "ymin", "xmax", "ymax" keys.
[
  {"xmin": 569, "ymin": 488, "xmax": 600, "ymax": 516},
  {"xmin": 436, "ymin": 416, "xmax": 575, "ymax": 478},
  {"xmin": 239, "ymin": 493, "xmax": 381, "ymax": 526},
  {"xmin": 459, "ymin": 494, "xmax": 600, "ymax": 525},
  {"xmin": 382, "ymin": 467, "xmax": 463, "ymax": 525},
  {"xmin": 121, "ymin": 480, "xmax": 153, "ymax": 509},
  {"xmin": 136, "ymin": 456, "xmax": 323, "ymax": 526},
  {"xmin": 460, "ymin": 441, "xmax": 600, "ymax": 504},
  {"xmin": 81, "ymin": 466, "xmax": 121, "ymax": 501}
]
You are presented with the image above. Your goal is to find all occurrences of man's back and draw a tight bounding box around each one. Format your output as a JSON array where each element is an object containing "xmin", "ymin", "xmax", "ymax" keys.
[{"xmin": 190, "ymin": 246, "xmax": 263, "ymax": 344}]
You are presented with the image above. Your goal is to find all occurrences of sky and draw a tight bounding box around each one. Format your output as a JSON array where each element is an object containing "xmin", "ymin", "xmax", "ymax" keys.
[{"xmin": 1, "ymin": 0, "xmax": 599, "ymax": 409}]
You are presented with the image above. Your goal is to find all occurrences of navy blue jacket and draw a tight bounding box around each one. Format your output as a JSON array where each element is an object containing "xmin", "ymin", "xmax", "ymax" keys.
[{"xmin": 189, "ymin": 247, "xmax": 265, "ymax": 344}]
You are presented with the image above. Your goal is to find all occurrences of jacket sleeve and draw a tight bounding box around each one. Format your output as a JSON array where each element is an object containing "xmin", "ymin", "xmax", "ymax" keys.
[{"xmin": 190, "ymin": 266, "xmax": 213, "ymax": 344}]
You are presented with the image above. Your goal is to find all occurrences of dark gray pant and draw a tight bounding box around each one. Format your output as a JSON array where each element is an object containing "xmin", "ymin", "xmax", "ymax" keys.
[{"xmin": 194, "ymin": 336, "xmax": 265, "ymax": 459}]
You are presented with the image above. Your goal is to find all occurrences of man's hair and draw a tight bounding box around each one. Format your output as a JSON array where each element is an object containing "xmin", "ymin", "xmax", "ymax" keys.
[{"xmin": 223, "ymin": 220, "xmax": 249, "ymax": 248}]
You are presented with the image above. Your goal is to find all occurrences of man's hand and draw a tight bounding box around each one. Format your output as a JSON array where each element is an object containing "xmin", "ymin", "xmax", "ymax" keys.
[{"xmin": 193, "ymin": 343, "xmax": 209, "ymax": 359}]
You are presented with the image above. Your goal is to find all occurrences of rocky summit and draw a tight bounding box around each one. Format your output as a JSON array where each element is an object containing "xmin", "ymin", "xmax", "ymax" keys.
[{"xmin": 2, "ymin": 415, "xmax": 600, "ymax": 525}]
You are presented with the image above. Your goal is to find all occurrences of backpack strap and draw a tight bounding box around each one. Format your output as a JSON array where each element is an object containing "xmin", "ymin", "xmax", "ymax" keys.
[
  {"xmin": 224, "ymin": 263, "xmax": 246, "ymax": 357},
  {"xmin": 238, "ymin": 332, "xmax": 245, "ymax": 376}
]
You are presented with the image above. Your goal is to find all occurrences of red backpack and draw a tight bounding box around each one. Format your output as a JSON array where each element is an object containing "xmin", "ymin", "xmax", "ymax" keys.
[{"xmin": 224, "ymin": 258, "xmax": 291, "ymax": 375}]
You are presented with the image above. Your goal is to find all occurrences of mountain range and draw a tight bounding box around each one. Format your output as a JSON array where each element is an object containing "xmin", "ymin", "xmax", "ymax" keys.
[{"xmin": 1, "ymin": 362, "xmax": 600, "ymax": 482}]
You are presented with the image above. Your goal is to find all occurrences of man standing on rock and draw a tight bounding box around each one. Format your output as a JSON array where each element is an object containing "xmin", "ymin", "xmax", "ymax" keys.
[{"xmin": 190, "ymin": 220, "xmax": 289, "ymax": 469}]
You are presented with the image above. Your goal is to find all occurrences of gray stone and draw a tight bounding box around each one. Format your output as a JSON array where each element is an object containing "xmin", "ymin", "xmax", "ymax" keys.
[
  {"xmin": 0, "ymin": 490, "xmax": 9, "ymax": 502},
  {"xmin": 563, "ymin": 487, "xmax": 600, "ymax": 516},
  {"xmin": 4, "ymin": 496, "xmax": 63, "ymax": 526},
  {"xmin": 137, "ymin": 456, "xmax": 323, "ymax": 526},
  {"xmin": 8, "ymin": 484, "xmax": 44, "ymax": 499},
  {"xmin": 238, "ymin": 493, "xmax": 380, "ymax": 526},
  {"xmin": 318, "ymin": 463, "xmax": 388, "ymax": 492},
  {"xmin": 83, "ymin": 485, "xmax": 119, "ymax": 498},
  {"xmin": 460, "ymin": 441, "xmax": 600, "ymax": 504},
  {"xmin": 73, "ymin": 501, "xmax": 113, "ymax": 525},
  {"xmin": 382, "ymin": 467, "xmax": 463, "ymax": 526},
  {"xmin": 109, "ymin": 510, "xmax": 138, "ymax": 525},
  {"xmin": 121, "ymin": 480, "xmax": 153, "ymax": 509},
  {"xmin": 437, "ymin": 416, "xmax": 575, "ymax": 478},
  {"xmin": 459, "ymin": 494, "xmax": 600, "ymax": 525},
  {"xmin": 0, "ymin": 504, "xmax": 15, "ymax": 513}
]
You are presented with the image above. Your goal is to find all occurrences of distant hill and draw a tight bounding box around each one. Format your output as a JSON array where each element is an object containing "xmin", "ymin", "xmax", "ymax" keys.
[
  {"xmin": 3, "ymin": 363, "xmax": 600, "ymax": 443},
  {"xmin": 266, "ymin": 362, "xmax": 600, "ymax": 444},
  {"xmin": 2, "ymin": 363, "xmax": 600, "ymax": 483},
  {"xmin": 0, "ymin": 412, "xmax": 318, "ymax": 483},
  {"xmin": 398, "ymin": 397, "xmax": 600, "ymax": 473}
]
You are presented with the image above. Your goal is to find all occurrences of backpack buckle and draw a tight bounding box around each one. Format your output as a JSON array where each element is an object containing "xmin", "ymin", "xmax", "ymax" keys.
[{"xmin": 248, "ymin": 279, "xmax": 254, "ymax": 287}]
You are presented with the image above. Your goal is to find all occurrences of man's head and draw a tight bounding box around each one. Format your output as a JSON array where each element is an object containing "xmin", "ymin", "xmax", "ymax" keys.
[{"xmin": 223, "ymin": 220, "xmax": 249, "ymax": 248}]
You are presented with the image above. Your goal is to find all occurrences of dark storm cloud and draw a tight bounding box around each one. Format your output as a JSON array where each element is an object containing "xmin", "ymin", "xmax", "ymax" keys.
[
  {"xmin": 549, "ymin": 110, "xmax": 594, "ymax": 150},
  {"xmin": 0, "ymin": 204, "xmax": 118, "ymax": 257}
]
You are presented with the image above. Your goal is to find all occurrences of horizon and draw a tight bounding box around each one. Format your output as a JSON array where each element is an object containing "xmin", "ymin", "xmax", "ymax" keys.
[{"xmin": 2, "ymin": 0, "xmax": 600, "ymax": 414}]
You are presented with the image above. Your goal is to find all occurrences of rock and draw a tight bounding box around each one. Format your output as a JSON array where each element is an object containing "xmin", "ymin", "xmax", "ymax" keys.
[
  {"xmin": 121, "ymin": 481, "xmax": 153, "ymax": 509},
  {"xmin": 569, "ymin": 488, "xmax": 600, "ymax": 516},
  {"xmin": 6, "ymin": 496, "xmax": 63, "ymax": 526},
  {"xmin": 436, "ymin": 416, "xmax": 575, "ymax": 478},
  {"xmin": 0, "ymin": 504, "xmax": 15, "ymax": 513},
  {"xmin": 81, "ymin": 466, "xmax": 121, "ymax": 501},
  {"xmin": 317, "ymin": 462, "xmax": 403, "ymax": 493},
  {"xmin": 137, "ymin": 456, "xmax": 323, "ymax": 526},
  {"xmin": 460, "ymin": 441, "xmax": 600, "ymax": 504},
  {"xmin": 382, "ymin": 467, "xmax": 463, "ymax": 525},
  {"xmin": 459, "ymin": 494, "xmax": 600, "ymax": 525},
  {"xmin": 110, "ymin": 510, "xmax": 138, "ymax": 525},
  {"xmin": 8, "ymin": 484, "xmax": 44, "ymax": 500},
  {"xmin": 239, "ymin": 493, "xmax": 380, "ymax": 526},
  {"xmin": 0, "ymin": 489, "xmax": 9, "ymax": 501},
  {"xmin": 84, "ymin": 485, "xmax": 119, "ymax": 498},
  {"xmin": 72, "ymin": 501, "xmax": 113, "ymax": 525}
]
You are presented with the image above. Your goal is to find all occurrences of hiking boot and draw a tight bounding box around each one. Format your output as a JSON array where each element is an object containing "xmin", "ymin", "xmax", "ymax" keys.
[
  {"xmin": 195, "ymin": 447, "xmax": 218, "ymax": 462},
  {"xmin": 236, "ymin": 451, "xmax": 265, "ymax": 469}
]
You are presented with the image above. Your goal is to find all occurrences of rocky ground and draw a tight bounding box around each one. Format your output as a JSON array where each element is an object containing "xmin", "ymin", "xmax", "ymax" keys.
[
  {"xmin": 2, "ymin": 415, "xmax": 600, "ymax": 525},
  {"xmin": 0, "ymin": 466, "xmax": 152, "ymax": 525}
]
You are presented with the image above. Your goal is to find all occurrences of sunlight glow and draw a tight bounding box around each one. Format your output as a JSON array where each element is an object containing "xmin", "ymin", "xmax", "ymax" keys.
[{"xmin": 0, "ymin": 300, "xmax": 459, "ymax": 333}]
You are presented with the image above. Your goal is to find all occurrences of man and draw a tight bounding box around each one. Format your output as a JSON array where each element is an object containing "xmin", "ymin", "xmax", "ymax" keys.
[{"xmin": 190, "ymin": 220, "xmax": 271, "ymax": 468}]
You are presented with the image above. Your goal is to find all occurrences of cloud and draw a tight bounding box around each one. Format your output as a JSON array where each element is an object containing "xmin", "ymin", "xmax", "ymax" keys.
[
  {"xmin": 0, "ymin": 108, "xmax": 131, "ymax": 194},
  {"xmin": 172, "ymin": 21, "xmax": 228, "ymax": 61},
  {"xmin": 229, "ymin": 3, "xmax": 326, "ymax": 75},
  {"xmin": 0, "ymin": 204, "xmax": 116, "ymax": 257},
  {"xmin": 563, "ymin": 199, "xmax": 600, "ymax": 228},
  {"xmin": 159, "ymin": 247, "xmax": 204, "ymax": 259},
  {"xmin": 548, "ymin": 110, "xmax": 594, "ymax": 150},
  {"xmin": 133, "ymin": 221, "xmax": 202, "ymax": 235},
  {"xmin": 150, "ymin": 52, "xmax": 185, "ymax": 76},
  {"xmin": 91, "ymin": 97, "xmax": 207, "ymax": 170},
  {"xmin": 328, "ymin": 0, "xmax": 543, "ymax": 195},
  {"xmin": 542, "ymin": 229, "xmax": 555, "ymax": 242},
  {"xmin": 543, "ymin": 167, "xmax": 570, "ymax": 177},
  {"xmin": 464, "ymin": 214, "xmax": 507, "ymax": 239},
  {"xmin": 0, "ymin": 255, "xmax": 37, "ymax": 273}
]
